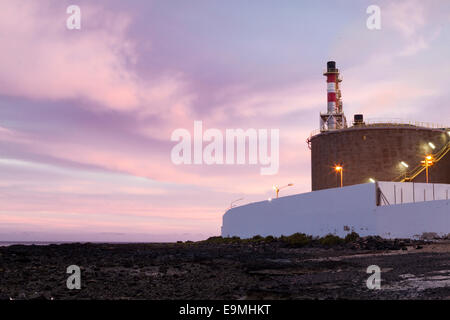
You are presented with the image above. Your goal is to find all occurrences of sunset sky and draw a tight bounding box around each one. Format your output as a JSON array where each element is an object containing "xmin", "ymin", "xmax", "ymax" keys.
[{"xmin": 0, "ymin": 0, "xmax": 449, "ymax": 241}]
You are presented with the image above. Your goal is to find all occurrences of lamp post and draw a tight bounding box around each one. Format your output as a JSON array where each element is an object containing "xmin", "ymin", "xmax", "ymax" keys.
[
  {"xmin": 230, "ymin": 198, "xmax": 244, "ymax": 209},
  {"xmin": 335, "ymin": 165, "xmax": 343, "ymax": 188},
  {"xmin": 273, "ymin": 183, "xmax": 294, "ymax": 198},
  {"xmin": 421, "ymin": 155, "xmax": 434, "ymax": 183},
  {"xmin": 400, "ymin": 161, "xmax": 409, "ymax": 180}
]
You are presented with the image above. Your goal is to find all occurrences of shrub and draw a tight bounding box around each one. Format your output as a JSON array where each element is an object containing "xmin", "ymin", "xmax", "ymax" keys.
[
  {"xmin": 204, "ymin": 236, "xmax": 224, "ymax": 243},
  {"xmin": 283, "ymin": 233, "xmax": 312, "ymax": 247},
  {"xmin": 251, "ymin": 235, "xmax": 264, "ymax": 242},
  {"xmin": 264, "ymin": 235, "xmax": 276, "ymax": 243},
  {"xmin": 344, "ymin": 232, "xmax": 360, "ymax": 243},
  {"xmin": 202, "ymin": 236, "xmax": 243, "ymax": 244},
  {"xmin": 319, "ymin": 234, "xmax": 344, "ymax": 246}
]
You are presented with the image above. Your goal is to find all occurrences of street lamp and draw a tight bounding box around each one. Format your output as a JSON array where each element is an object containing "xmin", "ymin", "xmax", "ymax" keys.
[
  {"xmin": 421, "ymin": 155, "xmax": 434, "ymax": 183},
  {"xmin": 334, "ymin": 165, "xmax": 343, "ymax": 188},
  {"xmin": 428, "ymin": 142, "xmax": 436, "ymax": 150},
  {"xmin": 400, "ymin": 161, "xmax": 409, "ymax": 180},
  {"xmin": 273, "ymin": 183, "xmax": 294, "ymax": 198},
  {"xmin": 230, "ymin": 198, "xmax": 244, "ymax": 209}
]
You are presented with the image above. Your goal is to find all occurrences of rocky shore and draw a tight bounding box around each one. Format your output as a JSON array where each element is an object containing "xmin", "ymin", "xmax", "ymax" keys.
[{"xmin": 0, "ymin": 236, "xmax": 449, "ymax": 300}]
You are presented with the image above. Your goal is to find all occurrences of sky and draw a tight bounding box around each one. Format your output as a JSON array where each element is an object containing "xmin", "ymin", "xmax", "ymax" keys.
[{"xmin": 0, "ymin": 0, "xmax": 449, "ymax": 242}]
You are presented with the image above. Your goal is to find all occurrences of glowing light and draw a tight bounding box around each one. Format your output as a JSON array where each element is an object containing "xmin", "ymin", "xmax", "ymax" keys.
[
  {"xmin": 400, "ymin": 161, "xmax": 409, "ymax": 168},
  {"xmin": 421, "ymin": 155, "xmax": 434, "ymax": 183},
  {"xmin": 272, "ymin": 183, "xmax": 294, "ymax": 198},
  {"xmin": 428, "ymin": 142, "xmax": 436, "ymax": 150},
  {"xmin": 334, "ymin": 165, "xmax": 343, "ymax": 188},
  {"xmin": 369, "ymin": 178, "xmax": 375, "ymax": 183},
  {"xmin": 268, "ymin": 198, "xmax": 272, "ymax": 202}
]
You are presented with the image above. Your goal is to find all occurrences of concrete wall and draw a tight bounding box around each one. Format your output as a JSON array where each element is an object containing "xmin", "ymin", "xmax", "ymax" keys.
[
  {"xmin": 221, "ymin": 182, "xmax": 450, "ymax": 239},
  {"xmin": 310, "ymin": 127, "xmax": 449, "ymax": 191},
  {"xmin": 378, "ymin": 182, "xmax": 450, "ymax": 205},
  {"xmin": 375, "ymin": 200, "xmax": 449, "ymax": 239},
  {"xmin": 222, "ymin": 183, "xmax": 377, "ymax": 239}
]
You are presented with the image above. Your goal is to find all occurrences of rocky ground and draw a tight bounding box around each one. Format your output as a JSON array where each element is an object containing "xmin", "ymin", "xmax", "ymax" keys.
[{"xmin": 0, "ymin": 237, "xmax": 449, "ymax": 300}]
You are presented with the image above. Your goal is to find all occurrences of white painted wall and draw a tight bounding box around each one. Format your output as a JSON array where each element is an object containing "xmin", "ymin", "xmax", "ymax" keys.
[
  {"xmin": 221, "ymin": 182, "xmax": 450, "ymax": 239},
  {"xmin": 378, "ymin": 182, "xmax": 450, "ymax": 205},
  {"xmin": 222, "ymin": 183, "xmax": 377, "ymax": 238},
  {"xmin": 374, "ymin": 200, "xmax": 449, "ymax": 239}
]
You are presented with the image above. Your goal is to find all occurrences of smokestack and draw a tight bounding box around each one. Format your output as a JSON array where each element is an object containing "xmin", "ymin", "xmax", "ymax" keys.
[
  {"xmin": 325, "ymin": 61, "xmax": 338, "ymax": 118},
  {"xmin": 320, "ymin": 61, "xmax": 347, "ymax": 131},
  {"xmin": 327, "ymin": 61, "xmax": 336, "ymax": 71}
]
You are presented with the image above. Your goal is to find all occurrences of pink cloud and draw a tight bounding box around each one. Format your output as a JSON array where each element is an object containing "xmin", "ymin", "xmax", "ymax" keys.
[
  {"xmin": 384, "ymin": 0, "xmax": 427, "ymax": 39},
  {"xmin": 0, "ymin": 1, "xmax": 191, "ymax": 114},
  {"xmin": 0, "ymin": 126, "xmax": 28, "ymax": 143}
]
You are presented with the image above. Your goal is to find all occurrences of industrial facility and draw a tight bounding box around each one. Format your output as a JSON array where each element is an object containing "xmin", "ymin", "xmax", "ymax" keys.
[
  {"xmin": 222, "ymin": 61, "xmax": 450, "ymax": 239},
  {"xmin": 308, "ymin": 61, "xmax": 450, "ymax": 191}
]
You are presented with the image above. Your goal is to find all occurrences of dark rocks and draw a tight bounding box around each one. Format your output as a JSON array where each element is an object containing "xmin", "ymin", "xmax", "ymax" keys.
[{"xmin": 0, "ymin": 240, "xmax": 448, "ymax": 300}]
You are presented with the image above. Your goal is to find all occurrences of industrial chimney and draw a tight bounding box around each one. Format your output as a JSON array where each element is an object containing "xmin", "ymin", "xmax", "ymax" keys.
[{"xmin": 320, "ymin": 61, "xmax": 347, "ymax": 131}]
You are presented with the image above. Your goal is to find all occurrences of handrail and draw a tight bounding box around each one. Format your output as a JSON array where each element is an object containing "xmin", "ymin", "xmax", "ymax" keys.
[
  {"xmin": 307, "ymin": 119, "xmax": 449, "ymax": 140},
  {"xmin": 363, "ymin": 119, "xmax": 447, "ymax": 129},
  {"xmin": 393, "ymin": 141, "xmax": 450, "ymax": 182}
]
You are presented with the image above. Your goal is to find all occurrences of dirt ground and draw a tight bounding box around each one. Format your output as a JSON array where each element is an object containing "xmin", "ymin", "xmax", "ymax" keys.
[{"xmin": 0, "ymin": 239, "xmax": 449, "ymax": 300}]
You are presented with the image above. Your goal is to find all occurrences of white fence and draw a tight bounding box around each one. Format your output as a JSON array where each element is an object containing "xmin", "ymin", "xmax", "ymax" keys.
[
  {"xmin": 222, "ymin": 182, "xmax": 450, "ymax": 239},
  {"xmin": 378, "ymin": 182, "xmax": 450, "ymax": 205}
]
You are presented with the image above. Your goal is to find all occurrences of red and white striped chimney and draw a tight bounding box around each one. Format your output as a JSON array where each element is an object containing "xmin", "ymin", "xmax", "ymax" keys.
[
  {"xmin": 322, "ymin": 61, "xmax": 344, "ymax": 130},
  {"xmin": 326, "ymin": 72, "xmax": 337, "ymax": 113}
]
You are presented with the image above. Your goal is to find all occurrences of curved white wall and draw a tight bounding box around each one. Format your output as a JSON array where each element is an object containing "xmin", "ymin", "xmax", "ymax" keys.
[{"xmin": 221, "ymin": 182, "xmax": 450, "ymax": 239}]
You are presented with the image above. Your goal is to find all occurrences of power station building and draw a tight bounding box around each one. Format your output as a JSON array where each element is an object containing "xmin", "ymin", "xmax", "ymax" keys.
[
  {"xmin": 222, "ymin": 61, "xmax": 450, "ymax": 240},
  {"xmin": 307, "ymin": 61, "xmax": 450, "ymax": 191}
]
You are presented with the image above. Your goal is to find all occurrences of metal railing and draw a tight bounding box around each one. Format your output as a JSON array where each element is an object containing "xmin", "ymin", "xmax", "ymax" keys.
[
  {"xmin": 378, "ymin": 182, "xmax": 450, "ymax": 206},
  {"xmin": 359, "ymin": 119, "xmax": 447, "ymax": 129},
  {"xmin": 307, "ymin": 119, "xmax": 449, "ymax": 141},
  {"xmin": 393, "ymin": 141, "xmax": 450, "ymax": 182}
]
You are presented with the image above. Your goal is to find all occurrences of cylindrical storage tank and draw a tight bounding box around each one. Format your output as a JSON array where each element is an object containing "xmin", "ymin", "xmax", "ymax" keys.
[{"xmin": 310, "ymin": 125, "xmax": 450, "ymax": 191}]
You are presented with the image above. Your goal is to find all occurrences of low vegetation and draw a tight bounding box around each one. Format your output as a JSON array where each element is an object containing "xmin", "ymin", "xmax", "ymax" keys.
[
  {"xmin": 344, "ymin": 231, "xmax": 360, "ymax": 243},
  {"xmin": 319, "ymin": 234, "xmax": 344, "ymax": 246},
  {"xmin": 195, "ymin": 232, "xmax": 361, "ymax": 247},
  {"xmin": 280, "ymin": 233, "xmax": 312, "ymax": 247}
]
